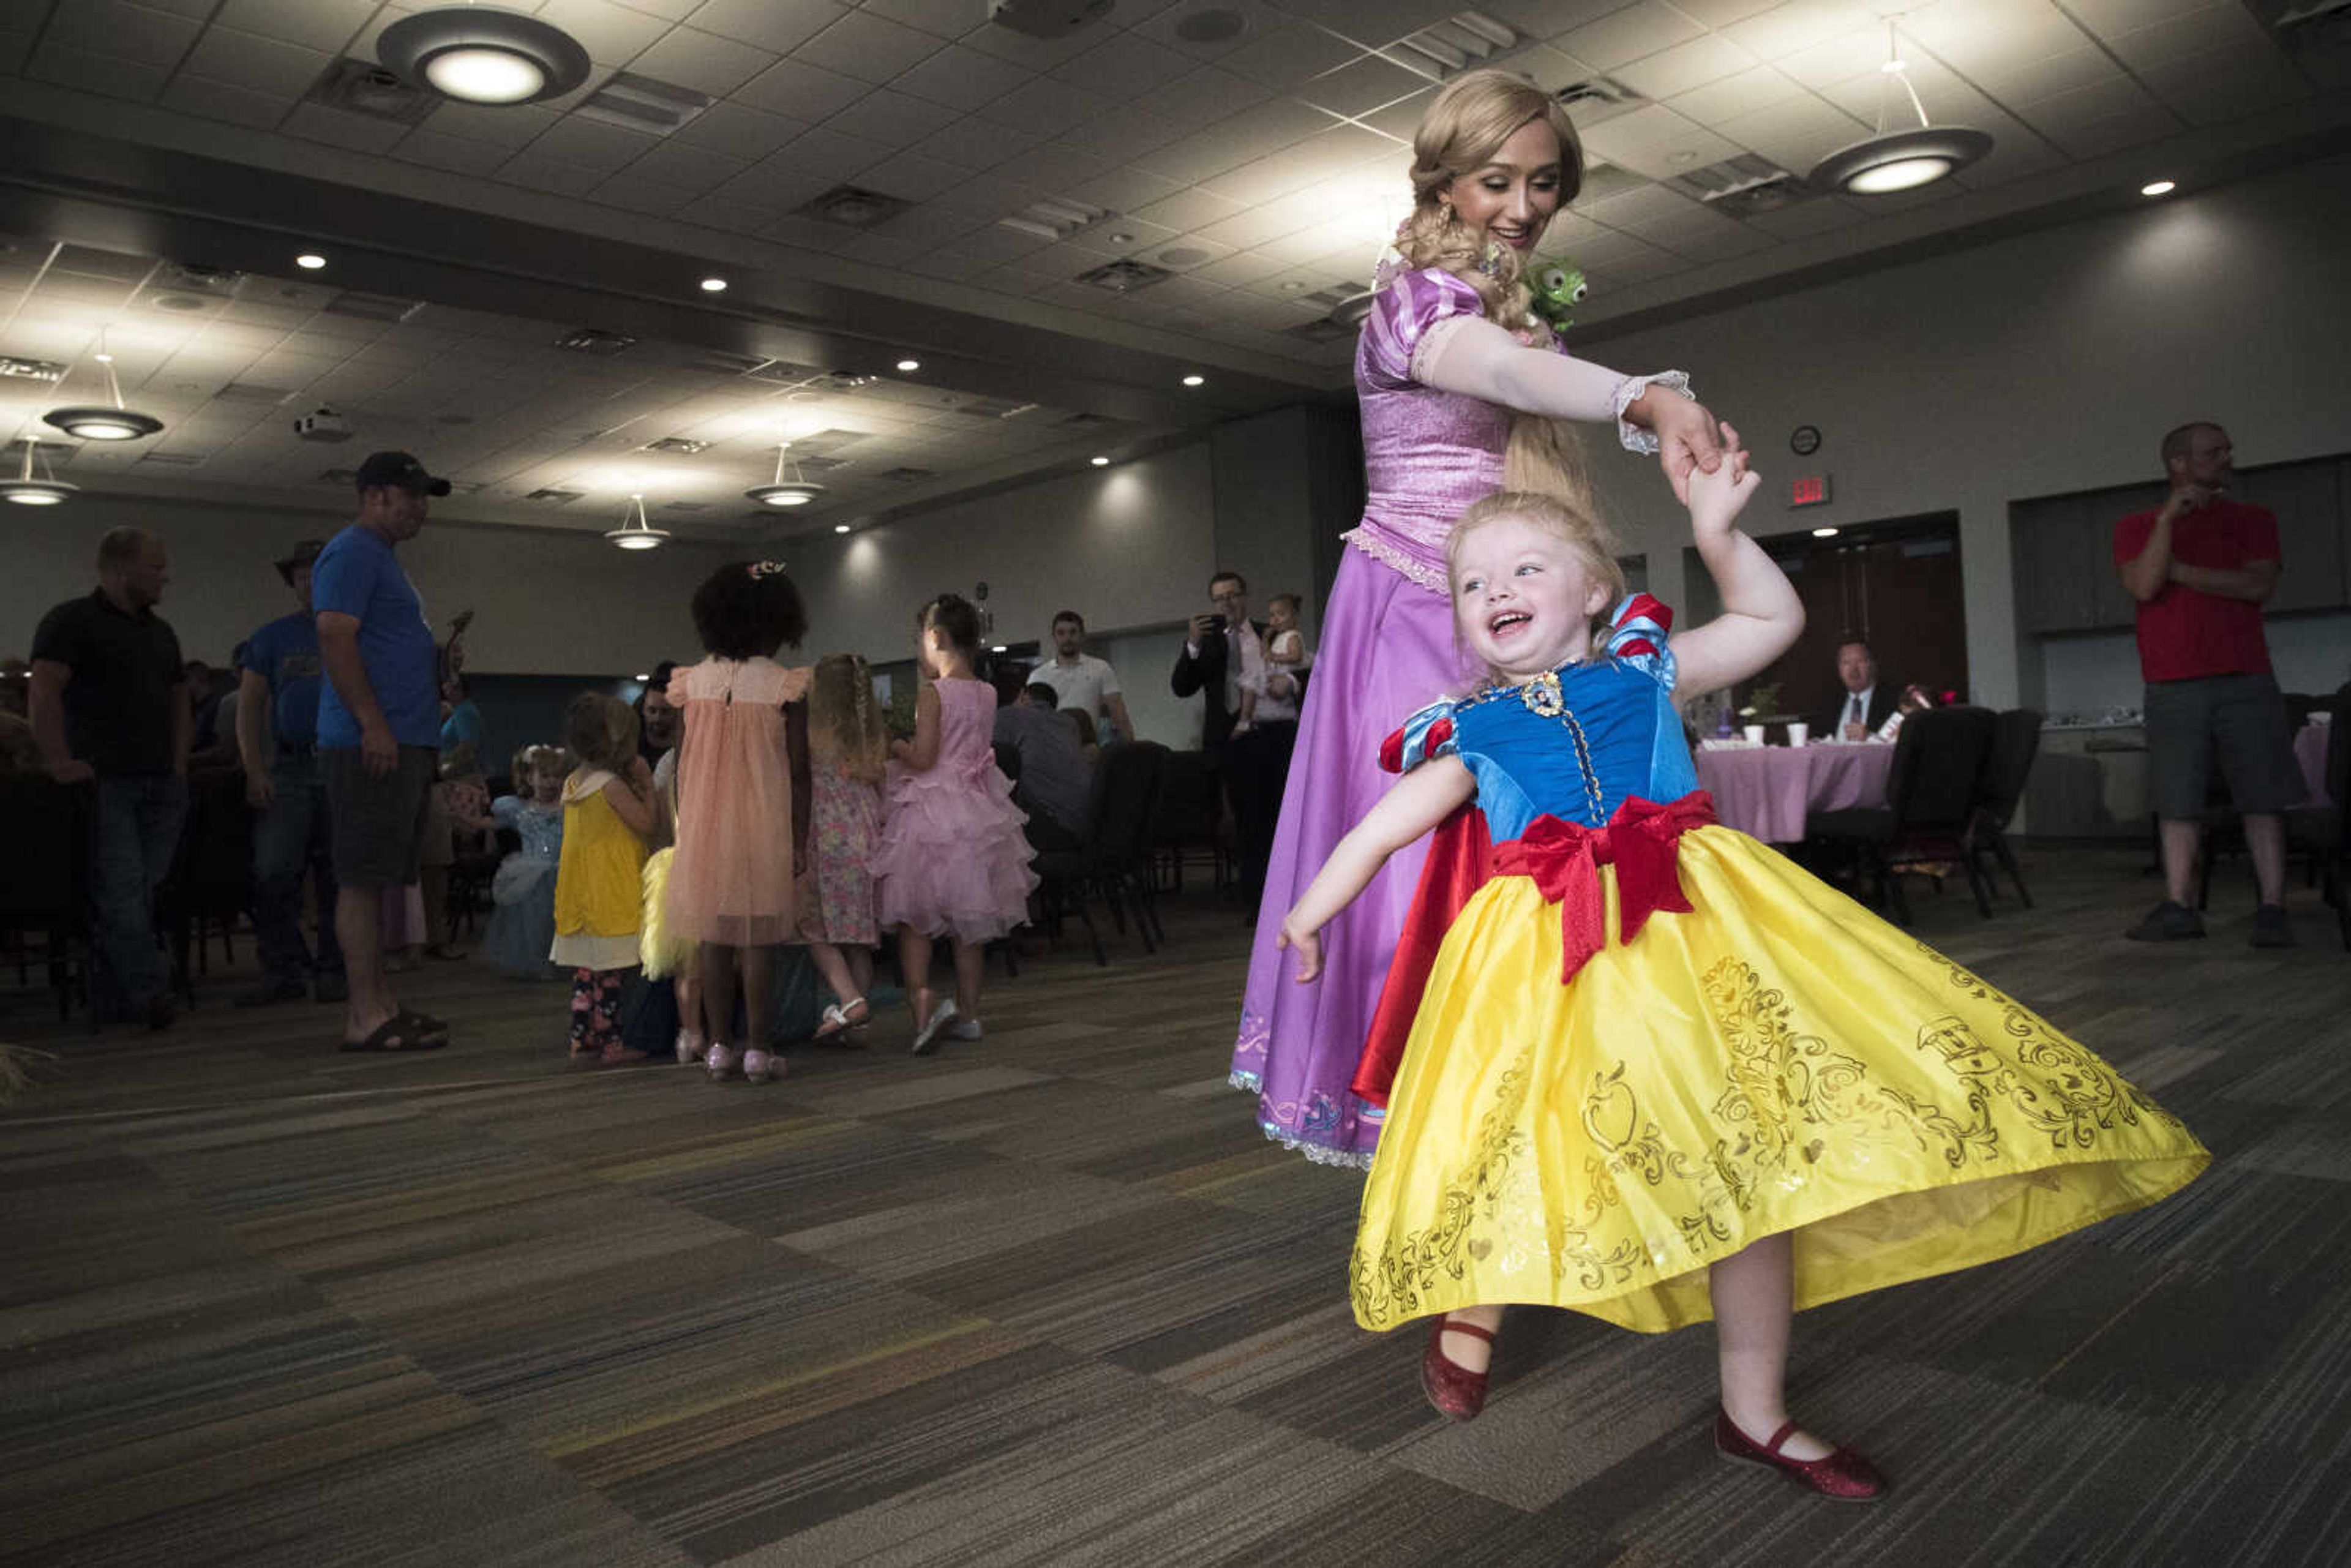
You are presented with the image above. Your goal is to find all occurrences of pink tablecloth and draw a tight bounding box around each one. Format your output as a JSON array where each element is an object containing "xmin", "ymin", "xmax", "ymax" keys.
[
  {"xmin": 1694, "ymin": 743, "xmax": 1898, "ymax": 844},
  {"xmin": 2296, "ymin": 722, "xmax": 2331, "ymax": 808}
]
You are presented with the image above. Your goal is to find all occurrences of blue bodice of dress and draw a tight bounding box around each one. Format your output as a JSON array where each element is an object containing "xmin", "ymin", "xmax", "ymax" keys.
[
  {"xmin": 494, "ymin": 797, "xmax": 564, "ymax": 860},
  {"xmin": 1385, "ymin": 595, "xmax": 1695, "ymax": 839}
]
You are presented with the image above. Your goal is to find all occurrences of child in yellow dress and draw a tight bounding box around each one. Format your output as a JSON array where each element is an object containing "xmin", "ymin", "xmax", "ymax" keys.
[
  {"xmin": 1278, "ymin": 451, "xmax": 2207, "ymax": 1501},
  {"xmin": 552, "ymin": 693, "xmax": 659, "ymax": 1067}
]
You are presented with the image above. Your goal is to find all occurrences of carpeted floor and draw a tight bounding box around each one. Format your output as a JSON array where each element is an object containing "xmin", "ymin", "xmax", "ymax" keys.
[{"xmin": 3, "ymin": 849, "xmax": 2348, "ymax": 1567}]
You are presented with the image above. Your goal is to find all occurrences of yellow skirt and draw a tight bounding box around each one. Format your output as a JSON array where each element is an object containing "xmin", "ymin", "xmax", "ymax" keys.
[{"xmin": 1350, "ymin": 825, "xmax": 2208, "ymax": 1335}]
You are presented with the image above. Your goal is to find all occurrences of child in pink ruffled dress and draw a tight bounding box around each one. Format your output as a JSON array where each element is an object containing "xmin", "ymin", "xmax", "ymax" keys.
[
  {"xmin": 664, "ymin": 561, "xmax": 809, "ymax": 1085},
  {"xmin": 872, "ymin": 593, "xmax": 1038, "ymax": 1054}
]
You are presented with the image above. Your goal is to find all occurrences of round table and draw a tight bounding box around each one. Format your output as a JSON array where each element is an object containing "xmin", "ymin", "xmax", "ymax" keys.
[{"xmin": 1694, "ymin": 743, "xmax": 1899, "ymax": 844}]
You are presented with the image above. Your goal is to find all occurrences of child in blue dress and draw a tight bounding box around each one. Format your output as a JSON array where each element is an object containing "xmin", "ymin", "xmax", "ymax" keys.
[
  {"xmin": 484, "ymin": 744, "xmax": 568, "ymax": 979},
  {"xmin": 1280, "ymin": 453, "xmax": 2205, "ymax": 1501}
]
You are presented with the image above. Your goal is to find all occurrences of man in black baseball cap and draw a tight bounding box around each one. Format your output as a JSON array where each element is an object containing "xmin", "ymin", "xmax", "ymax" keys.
[
  {"xmin": 312, "ymin": 451, "xmax": 452, "ymax": 1050},
  {"xmin": 353, "ymin": 450, "xmax": 451, "ymax": 497}
]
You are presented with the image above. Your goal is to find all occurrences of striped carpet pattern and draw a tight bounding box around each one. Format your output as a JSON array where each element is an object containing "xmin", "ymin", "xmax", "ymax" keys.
[{"xmin": 4, "ymin": 850, "xmax": 2349, "ymax": 1566}]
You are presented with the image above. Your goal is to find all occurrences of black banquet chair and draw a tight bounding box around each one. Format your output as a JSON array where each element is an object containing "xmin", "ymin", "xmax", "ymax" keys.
[
  {"xmin": 1033, "ymin": 741, "xmax": 1168, "ymax": 966},
  {"xmin": 1807, "ymin": 705, "xmax": 1999, "ymax": 924},
  {"xmin": 159, "ymin": 765, "xmax": 254, "ymax": 1003},
  {"xmin": 0, "ymin": 773, "xmax": 98, "ymax": 1023},
  {"xmin": 2284, "ymin": 681, "xmax": 2350, "ymax": 951},
  {"xmin": 1963, "ymin": 708, "xmax": 2043, "ymax": 908}
]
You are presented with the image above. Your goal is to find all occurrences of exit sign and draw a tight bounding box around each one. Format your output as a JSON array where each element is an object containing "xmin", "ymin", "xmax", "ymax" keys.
[{"xmin": 1789, "ymin": 473, "xmax": 1832, "ymax": 507}]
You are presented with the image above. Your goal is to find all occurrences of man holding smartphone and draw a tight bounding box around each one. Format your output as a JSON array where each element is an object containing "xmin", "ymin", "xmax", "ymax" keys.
[
  {"xmin": 2113, "ymin": 421, "xmax": 2298, "ymax": 947},
  {"xmin": 1173, "ymin": 571, "xmax": 1294, "ymax": 904}
]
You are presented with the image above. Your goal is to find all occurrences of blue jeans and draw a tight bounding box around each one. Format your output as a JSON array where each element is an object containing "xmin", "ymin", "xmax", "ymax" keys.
[
  {"xmin": 250, "ymin": 751, "xmax": 343, "ymax": 985},
  {"xmin": 92, "ymin": 775, "xmax": 188, "ymax": 1011}
]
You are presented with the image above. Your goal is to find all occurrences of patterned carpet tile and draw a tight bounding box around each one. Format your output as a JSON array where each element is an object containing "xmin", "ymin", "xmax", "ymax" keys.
[{"xmin": 778, "ymin": 1157, "xmax": 1172, "ymax": 1281}]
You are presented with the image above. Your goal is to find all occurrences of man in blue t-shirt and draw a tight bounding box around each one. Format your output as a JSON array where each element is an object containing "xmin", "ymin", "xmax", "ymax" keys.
[
  {"xmin": 234, "ymin": 539, "xmax": 345, "ymax": 1007},
  {"xmin": 314, "ymin": 451, "xmax": 452, "ymax": 1052}
]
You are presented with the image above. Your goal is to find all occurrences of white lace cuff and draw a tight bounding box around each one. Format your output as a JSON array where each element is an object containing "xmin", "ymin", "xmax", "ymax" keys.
[{"xmin": 1613, "ymin": 370, "xmax": 1692, "ymax": 456}]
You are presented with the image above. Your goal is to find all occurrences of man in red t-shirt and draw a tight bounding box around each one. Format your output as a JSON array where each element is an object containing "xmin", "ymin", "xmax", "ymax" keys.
[{"xmin": 2112, "ymin": 421, "xmax": 2299, "ymax": 947}]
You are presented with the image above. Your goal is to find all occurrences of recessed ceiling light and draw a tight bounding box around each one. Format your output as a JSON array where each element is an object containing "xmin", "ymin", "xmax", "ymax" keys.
[
  {"xmin": 699, "ymin": 276, "xmax": 727, "ymax": 292},
  {"xmin": 895, "ymin": 358, "xmax": 920, "ymax": 372},
  {"xmin": 296, "ymin": 253, "xmax": 327, "ymax": 271},
  {"xmin": 378, "ymin": 7, "xmax": 592, "ymax": 105},
  {"xmin": 1812, "ymin": 526, "xmax": 1840, "ymax": 538},
  {"xmin": 1090, "ymin": 456, "xmax": 1109, "ymax": 467},
  {"xmin": 1182, "ymin": 373, "xmax": 1204, "ymax": 386},
  {"xmin": 833, "ymin": 523, "xmax": 851, "ymax": 533},
  {"xmin": 2141, "ymin": 179, "xmax": 2176, "ymax": 197}
]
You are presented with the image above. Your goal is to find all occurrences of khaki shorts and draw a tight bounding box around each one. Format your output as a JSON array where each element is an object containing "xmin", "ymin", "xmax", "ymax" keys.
[{"xmin": 324, "ymin": 745, "xmax": 436, "ymax": 888}]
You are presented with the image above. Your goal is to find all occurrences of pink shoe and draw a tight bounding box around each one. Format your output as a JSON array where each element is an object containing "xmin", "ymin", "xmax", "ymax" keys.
[
  {"xmin": 1713, "ymin": 1411, "xmax": 1886, "ymax": 1502},
  {"xmin": 704, "ymin": 1041, "xmax": 741, "ymax": 1080},
  {"xmin": 741, "ymin": 1047, "xmax": 779, "ymax": 1083},
  {"xmin": 673, "ymin": 1030, "xmax": 705, "ymax": 1065}
]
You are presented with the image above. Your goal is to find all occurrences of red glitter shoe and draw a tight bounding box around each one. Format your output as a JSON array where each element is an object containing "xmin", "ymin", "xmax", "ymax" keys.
[
  {"xmin": 1420, "ymin": 1315, "xmax": 1497, "ymax": 1422},
  {"xmin": 1713, "ymin": 1410, "xmax": 1886, "ymax": 1503}
]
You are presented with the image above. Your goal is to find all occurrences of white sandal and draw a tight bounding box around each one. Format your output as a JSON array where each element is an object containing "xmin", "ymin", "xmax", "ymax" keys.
[{"xmin": 813, "ymin": 995, "xmax": 869, "ymax": 1040}]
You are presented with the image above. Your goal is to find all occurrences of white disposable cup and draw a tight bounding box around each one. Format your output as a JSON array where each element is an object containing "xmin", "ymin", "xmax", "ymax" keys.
[
  {"xmin": 1786, "ymin": 722, "xmax": 1809, "ymax": 747},
  {"xmin": 1743, "ymin": 724, "xmax": 1766, "ymax": 745}
]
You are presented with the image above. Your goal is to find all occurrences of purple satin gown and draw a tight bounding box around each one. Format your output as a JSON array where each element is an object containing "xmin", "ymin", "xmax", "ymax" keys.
[{"xmin": 1230, "ymin": 268, "xmax": 1534, "ymax": 1166}]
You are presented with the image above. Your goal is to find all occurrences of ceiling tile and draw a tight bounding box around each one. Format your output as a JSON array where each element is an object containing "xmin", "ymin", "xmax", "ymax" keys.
[
  {"xmin": 624, "ymin": 26, "xmax": 779, "ymax": 98},
  {"xmin": 1709, "ymin": 92, "xmax": 1865, "ymax": 167},
  {"xmin": 1053, "ymin": 29, "xmax": 1196, "ymax": 96},
  {"xmin": 2060, "ymin": 0, "xmax": 2215, "ymax": 36},
  {"xmin": 1133, "ymin": 98, "xmax": 1341, "ymax": 184},
  {"xmin": 794, "ymin": 7, "xmax": 943, "ymax": 83},
  {"xmin": 496, "ymin": 152, "xmax": 608, "ymax": 197},
  {"xmin": 2011, "ymin": 70, "xmax": 2161, "ymax": 127},
  {"xmin": 1185, "ymin": 248, "xmax": 1290, "ymax": 286},
  {"xmin": 1128, "ymin": 0, "xmax": 1281, "ymax": 59},
  {"xmin": 213, "ymin": 0, "xmax": 377, "ymax": 54},
  {"xmin": 1295, "ymin": 53, "xmax": 1427, "ymax": 116},
  {"xmin": 2038, "ymin": 104, "xmax": 2180, "ymax": 159},
  {"xmin": 858, "ymin": 148, "xmax": 969, "ymax": 200},
  {"xmin": 28, "ymin": 40, "xmax": 170, "ymax": 99},
  {"xmin": 704, "ymin": 158, "xmax": 831, "ymax": 211},
  {"xmin": 1061, "ymin": 164, "xmax": 1183, "ymax": 212},
  {"xmin": 962, "ymin": 12, "xmax": 1119, "ymax": 70},
  {"xmin": 1720, "ymin": 2, "xmax": 1879, "ymax": 61},
  {"xmin": 523, "ymin": 115, "xmax": 664, "ymax": 173},
  {"xmin": 868, "ymin": 204, "xmax": 985, "ymax": 246},
  {"xmin": 822, "ymin": 86, "xmax": 962, "ymax": 148},
  {"xmin": 2135, "ymin": 42, "xmax": 2311, "ymax": 123},
  {"xmin": 735, "ymin": 55, "xmax": 870, "ymax": 120},
  {"xmin": 1479, "ymin": 0, "xmax": 1643, "ymax": 38},
  {"xmin": 1357, "ymin": 86, "xmax": 1437, "ymax": 140},
  {"xmin": 1556, "ymin": 1, "xmax": 1705, "ymax": 70},
  {"xmin": 973, "ymin": 74, "xmax": 1113, "ymax": 135},
  {"xmin": 1197, "ymin": 124, "xmax": 1393, "ymax": 204},
  {"xmin": 1662, "ymin": 0, "xmax": 1780, "ymax": 22},
  {"xmin": 990, "ymin": 140, "xmax": 1115, "ymax": 190},
  {"xmin": 591, "ymin": 174, "xmax": 696, "ymax": 215},
  {"xmin": 537, "ymin": 0, "xmax": 675, "ymax": 66},
  {"xmin": 909, "ymin": 114, "xmax": 1048, "ymax": 169},
  {"xmin": 2102, "ymin": 4, "xmax": 2271, "ymax": 70},
  {"xmin": 1961, "ymin": 48, "xmax": 2123, "ymax": 109},
  {"xmin": 1736, "ymin": 192, "xmax": 1866, "ymax": 238},
  {"xmin": 280, "ymin": 100, "xmax": 411, "ymax": 152},
  {"xmin": 1665, "ymin": 64, "xmax": 1805, "ymax": 124},
  {"xmin": 45, "ymin": 0, "xmax": 200, "ymax": 66},
  {"xmin": 621, "ymin": 140, "xmax": 754, "ymax": 195},
  {"xmin": 1216, "ymin": 22, "xmax": 1363, "ymax": 89},
  {"xmin": 1772, "ymin": 23, "xmax": 1891, "ymax": 88},
  {"xmin": 1611, "ymin": 32, "xmax": 1759, "ymax": 99},
  {"xmin": 857, "ymin": 0, "xmax": 981, "ymax": 40},
  {"xmin": 157, "ymin": 74, "xmax": 288, "ymax": 130},
  {"xmin": 928, "ymin": 171, "xmax": 1052, "ymax": 220},
  {"xmin": 179, "ymin": 26, "xmax": 331, "ymax": 97},
  {"xmin": 890, "ymin": 43, "xmax": 1033, "ymax": 110},
  {"xmin": 670, "ymin": 101, "xmax": 808, "ymax": 160},
  {"xmin": 774, "ymin": 125, "xmax": 888, "ymax": 178},
  {"xmin": 395, "ymin": 129, "xmax": 517, "ymax": 176},
  {"xmin": 687, "ymin": 0, "xmax": 847, "ymax": 54},
  {"xmin": 1578, "ymin": 102, "xmax": 1744, "ymax": 178},
  {"xmin": 1128, "ymin": 186, "xmax": 1248, "ymax": 231},
  {"xmin": 1190, "ymin": 201, "xmax": 1322, "ymax": 250},
  {"xmin": 421, "ymin": 102, "xmax": 564, "ymax": 152}
]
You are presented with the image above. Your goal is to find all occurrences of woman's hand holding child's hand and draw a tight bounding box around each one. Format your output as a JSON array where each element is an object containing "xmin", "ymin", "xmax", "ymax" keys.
[
  {"xmin": 1276, "ymin": 915, "xmax": 1322, "ymax": 983},
  {"xmin": 1685, "ymin": 422, "xmax": 1758, "ymax": 535}
]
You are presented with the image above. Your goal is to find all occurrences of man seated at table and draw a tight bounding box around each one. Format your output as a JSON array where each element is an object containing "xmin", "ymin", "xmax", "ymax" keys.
[{"xmin": 1818, "ymin": 636, "xmax": 1899, "ymax": 741}]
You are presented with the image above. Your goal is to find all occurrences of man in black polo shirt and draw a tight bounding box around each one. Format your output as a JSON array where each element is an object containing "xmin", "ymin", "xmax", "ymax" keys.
[{"xmin": 29, "ymin": 527, "xmax": 191, "ymax": 1028}]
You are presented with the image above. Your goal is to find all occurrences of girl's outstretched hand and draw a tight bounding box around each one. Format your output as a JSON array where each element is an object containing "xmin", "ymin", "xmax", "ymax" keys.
[
  {"xmin": 1687, "ymin": 421, "xmax": 1759, "ymax": 534},
  {"xmin": 1276, "ymin": 917, "xmax": 1322, "ymax": 983}
]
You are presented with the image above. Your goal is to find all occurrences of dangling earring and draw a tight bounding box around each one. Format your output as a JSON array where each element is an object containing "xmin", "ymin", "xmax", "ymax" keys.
[{"xmin": 1476, "ymin": 238, "xmax": 1504, "ymax": 278}]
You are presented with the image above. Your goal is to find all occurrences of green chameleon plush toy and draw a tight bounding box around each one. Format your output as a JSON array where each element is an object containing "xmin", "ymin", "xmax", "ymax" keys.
[{"xmin": 1527, "ymin": 257, "xmax": 1588, "ymax": 336}]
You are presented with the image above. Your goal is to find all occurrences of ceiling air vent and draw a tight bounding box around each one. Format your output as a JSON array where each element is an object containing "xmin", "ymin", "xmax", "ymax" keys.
[
  {"xmin": 574, "ymin": 72, "xmax": 714, "ymax": 138},
  {"xmin": 795, "ymin": 185, "xmax": 913, "ymax": 229},
  {"xmin": 138, "ymin": 451, "xmax": 204, "ymax": 467},
  {"xmin": 0, "ymin": 356, "xmax": 69, "ymax": 381},
  {"xmin": 877, "ymin": 467, "xmax": 936, "ymax": 482},
  {"xmin": 661, "ymin": 500, "xmax": 711, "ymax": 512},
  {"xmin": 644, "ymin": 436, "xmax": 710, "ymax": 454},
  {"xmin": 1389, "ymin": 10, "xmax": 1518, "ymax": 78},
  {"xmin": 324, "ymin": 290, "xmax": 425, "ymax": 324},
  {"xmin": 554, "ymin": 328, "xmax": 637, "ymax": 355},
  {"xmin": 214, "ymin": 381, "xmax": 295, "ymax": 404},
  {"xmin": 1698, "ymin": 172, "xmax": 1812, "ymax": 219},
  {"xmin": 305, "ymin": 58, "xmax": 437, "ymax": 125},
  {"xmin": 1001, "ymin": 198, "xmax": 1108, "ymax": 242},
  {"xmin": 1678, "ymin": 152, "xmax": 1808, "ymax": 216},
  {"xmin": 141, "ymin": 293, "xmax": 222, "ymax": 315},
  {"xmin": 793, "ymin": 454, "xmax": 849, "ymax": 472},
  {"xmin": 525, "ymin": 487, "xmax": 585, "ymax": 503},
  {"xmin": 1074, "ymin": 258, "xmax": 1172, "ymax": 293},
  {"xmin": 1556, "ymin": 77, "xmax": 1641, "ymax": 108}
]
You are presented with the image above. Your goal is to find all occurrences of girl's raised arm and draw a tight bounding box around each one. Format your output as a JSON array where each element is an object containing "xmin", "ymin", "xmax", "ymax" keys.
[
  {"xmin": 1668, "ymin": 437, "xmax": 1803, "ymax": 698},
  {"xmin": 1280, "ymin": 755, "xmax": 1477, "ymax": 981}
]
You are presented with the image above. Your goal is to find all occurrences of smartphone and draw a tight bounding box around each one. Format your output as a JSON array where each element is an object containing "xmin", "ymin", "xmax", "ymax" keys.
[{"xmin": 1201, "ymin": 613, "xmax": 1227, "ymax": 634}]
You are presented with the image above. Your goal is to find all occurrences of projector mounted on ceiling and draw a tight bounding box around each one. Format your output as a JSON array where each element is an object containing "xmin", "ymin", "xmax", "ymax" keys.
[{"xmin": 988, "ymin": 0, "xmax": 1112, "ymax": 40}]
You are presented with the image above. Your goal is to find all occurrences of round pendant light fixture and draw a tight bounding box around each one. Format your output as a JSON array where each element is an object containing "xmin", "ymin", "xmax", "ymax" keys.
[
  {"xmin": 44, "ymin": 348, "xmax": 164, "ymax": 442},
  {"xmin": 746, "ymin": 443, "xmax": 825, "ymax": 508},
  {"xmin": 380, "ymin": 7, "xmax": 592, "ymax": 105},
  {"xmin": 604, "ymin": 492, "xmax": 670, "ymax": 550},
  {"xmin": 0, "ymin": 438, "xmax": 76, "ymax": 506},
  {"xmin": 1808, "ymin": 21, "xmax": 1992, "ymax": 196}
]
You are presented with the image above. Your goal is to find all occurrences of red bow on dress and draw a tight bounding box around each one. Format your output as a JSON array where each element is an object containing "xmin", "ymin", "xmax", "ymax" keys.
[{"xmin": 1493, "ymin": 793, "xmax": 1715, "ymax": 985}]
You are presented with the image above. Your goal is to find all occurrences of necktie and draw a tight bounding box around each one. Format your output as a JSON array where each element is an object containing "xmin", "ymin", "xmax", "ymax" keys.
[{"xmin": 1847, "ymin": 694, "xmax": 1864, "ymax": 727}]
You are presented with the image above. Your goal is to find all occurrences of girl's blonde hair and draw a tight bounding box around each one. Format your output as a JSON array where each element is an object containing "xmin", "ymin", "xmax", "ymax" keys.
[
  {"xmin": 808, "ymin": 652, "xmax": 888, "ymax": 782},
  {"xmin": 1398, "ymin": 69, "xmax": 1593, "ymax": 511},
  {"xmin": 1446, "ymin": 490, "xmax": 1625, "ymax": 666},
  {"xmin": 564, "ymin": 692, "xmax": 640, "ymax": 773},
  {"xmin": 520, "ymin": 744, "xmax": 574, "ymax": 789}
]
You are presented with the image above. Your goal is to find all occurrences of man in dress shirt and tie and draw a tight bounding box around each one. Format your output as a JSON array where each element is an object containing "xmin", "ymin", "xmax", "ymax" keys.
[
  {"xmin": 1172, "ymin": 570, "xmax": 1294, "ymax": 904},
  {"xmin": 1820, "ymin": 637, "xmax": 1898, "ymax": 741}
]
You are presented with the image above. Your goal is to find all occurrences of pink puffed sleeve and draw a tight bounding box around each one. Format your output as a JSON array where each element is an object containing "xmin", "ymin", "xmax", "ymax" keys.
[{"xmin": 1360, "ymin": 268, "xmax": 1486, "ymax": 392}]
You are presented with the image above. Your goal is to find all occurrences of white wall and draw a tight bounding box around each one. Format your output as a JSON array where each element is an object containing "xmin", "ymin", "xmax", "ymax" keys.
[
  {"xmin": 6, "ymin": 491, "xmax": 734, "ymax": 675},
  {"xmin": 1574, "ymin": 151, "xmax": 2351, "ymax": 711}
]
